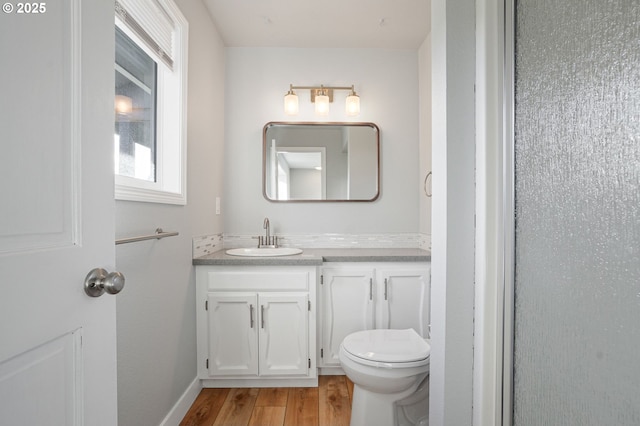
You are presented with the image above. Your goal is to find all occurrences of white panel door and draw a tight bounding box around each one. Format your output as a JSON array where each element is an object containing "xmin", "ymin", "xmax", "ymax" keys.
[
  {"xmin": 377, "ymin": 267, "xmax": 431, "ymax": 338},
  {"xmin": 0, "ymin": 1, "xmax": 116, "ymax": 425},
  {"xmin": 321, "ymin": 267, "xmax": 375, "ymax": 366},
  {"xmin": 258, "ymin": 293, "xmax": 308, "ymax": 376},
  {"xmin": 207, "ymin": 293, "xmax": 259, "ymax": 376}
]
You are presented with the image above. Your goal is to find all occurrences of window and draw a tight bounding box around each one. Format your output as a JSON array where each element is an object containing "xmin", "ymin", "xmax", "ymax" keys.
[
  {"xmin": 115, "ymin": 27, "xmax": 157, "ymax": 182},
  {"xmin": 114, "ymin": 0, "xmax": 188, "ymax": 204}
]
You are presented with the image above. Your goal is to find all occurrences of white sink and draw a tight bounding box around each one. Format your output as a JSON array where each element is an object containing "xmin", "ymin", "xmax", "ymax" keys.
[{"xmin": 225, "ymin": 247, "xmax": 303, "ymax": 257}]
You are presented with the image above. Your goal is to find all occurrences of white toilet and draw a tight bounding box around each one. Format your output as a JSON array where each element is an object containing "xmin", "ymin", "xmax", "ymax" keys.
[{"xmin": 339, "ymin": 328, "xmax": 430, "ymax": 426}]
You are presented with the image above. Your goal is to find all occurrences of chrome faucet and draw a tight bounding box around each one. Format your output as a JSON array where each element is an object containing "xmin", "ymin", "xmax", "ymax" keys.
[
  {"xmin": 263, "ymin": 217, "xmax": 270, "ymax": 242},
  {"xmin": 258, "ymin": 217, "xmax": 278, "ymax": 248}
]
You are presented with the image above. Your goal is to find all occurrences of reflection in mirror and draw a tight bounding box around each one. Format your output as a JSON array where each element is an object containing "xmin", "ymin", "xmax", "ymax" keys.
[{"xmin": 263, "ymin": 122, "xmax": 380, "ymax": 202}]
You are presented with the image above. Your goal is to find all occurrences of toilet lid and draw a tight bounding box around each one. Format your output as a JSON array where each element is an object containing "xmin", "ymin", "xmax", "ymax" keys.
[{"xmin": 342, "ymin": 329, "xmax": 430, "ymax": 363}]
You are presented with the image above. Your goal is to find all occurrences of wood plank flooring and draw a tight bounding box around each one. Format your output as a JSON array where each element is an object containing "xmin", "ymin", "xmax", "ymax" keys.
[{"xmin": 180, "ymin": 376, "xmax": 353, "ymax": 426}]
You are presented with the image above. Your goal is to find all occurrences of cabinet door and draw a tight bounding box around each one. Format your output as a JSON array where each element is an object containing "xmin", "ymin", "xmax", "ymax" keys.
[
  {"xmin": 258, "ymin": 293, "xmax": 309, "ymax": 376},
  {"xmin": 377, "ymin": 267, "xmax": 431, "ymax": 337},
  {"xmin": 321, "ymin": 268, "xmax": 375, "ymax": 366},
  {"xmin": 207, "ymin": 293, "xmax": 258, "ymax": 376}
]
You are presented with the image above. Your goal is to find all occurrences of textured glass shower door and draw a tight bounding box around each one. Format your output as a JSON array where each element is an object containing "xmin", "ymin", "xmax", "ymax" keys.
[{"xmin": 513, "ymin": 1, "xmax": 640, "ymax": 425}]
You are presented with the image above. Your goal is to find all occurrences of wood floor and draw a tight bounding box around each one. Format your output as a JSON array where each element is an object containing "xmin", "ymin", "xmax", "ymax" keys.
[{"xmin": 180, "ymin": 376, "xmax": 354, "ymax": 426}]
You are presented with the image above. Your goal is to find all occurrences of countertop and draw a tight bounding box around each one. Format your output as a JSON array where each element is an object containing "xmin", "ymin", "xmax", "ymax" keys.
[{"xmin": 193, "ymin": 248, "xmax": 431, "ymax": 266}]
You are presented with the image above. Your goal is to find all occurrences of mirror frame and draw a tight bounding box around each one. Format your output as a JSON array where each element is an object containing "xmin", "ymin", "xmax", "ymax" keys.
[{"xmin": 262, "ymin": 122, "xmax": 380, "ymax": 202}]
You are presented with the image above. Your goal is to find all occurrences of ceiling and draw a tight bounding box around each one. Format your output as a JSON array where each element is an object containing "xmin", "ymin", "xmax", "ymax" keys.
[
  {"xmin": 279, "ymin": 151, "xmax": 321, "ymax": 169},
  {"xmin": 201, "ymin": 0, "xmax": 431, "ymax": 49}
]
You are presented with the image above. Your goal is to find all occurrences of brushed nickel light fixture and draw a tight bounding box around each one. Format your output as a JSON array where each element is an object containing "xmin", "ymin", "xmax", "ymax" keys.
[{"xmin": 283, "ymin": 84, "xmax": 360, "ymax": 117}]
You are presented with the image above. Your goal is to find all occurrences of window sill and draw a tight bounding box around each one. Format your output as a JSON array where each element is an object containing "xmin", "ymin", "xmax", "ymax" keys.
[{"xmin": 115, "ymin": 183, "xmax": 186, "ymax": 205}]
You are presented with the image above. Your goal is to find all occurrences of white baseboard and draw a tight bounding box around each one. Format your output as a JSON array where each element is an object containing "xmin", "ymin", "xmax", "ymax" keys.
[
  {"xmin": 201, "ymin": 377, "xmax": 317, "ymax": 388},
  {"xmin": 159, "ymin": 377, "xmax": 202, "ymax": 426},
  {"xmin": 318, "ymin": 366, "xmax": 345, "ymax": 375}
]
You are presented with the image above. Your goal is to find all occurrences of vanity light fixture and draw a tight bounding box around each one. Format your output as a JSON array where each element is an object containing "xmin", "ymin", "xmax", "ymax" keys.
[{"xmin": 283, "ymin": 84, "xmax": 361, "ymax": 117}]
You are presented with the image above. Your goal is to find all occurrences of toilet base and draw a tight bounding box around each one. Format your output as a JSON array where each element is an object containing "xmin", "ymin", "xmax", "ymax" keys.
[
  {"xmin": 349, "ymin": 374, "xmax": 429, "ymax": 426},
  {"xmin": 396, "ymin": 374, "xmax": 429, "ymax": 426}
]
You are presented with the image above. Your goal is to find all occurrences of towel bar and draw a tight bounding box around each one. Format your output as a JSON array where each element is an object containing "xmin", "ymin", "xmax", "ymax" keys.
[{"xmin": 115, "ymin": 228, "xmax": 179, "ymax": 245}]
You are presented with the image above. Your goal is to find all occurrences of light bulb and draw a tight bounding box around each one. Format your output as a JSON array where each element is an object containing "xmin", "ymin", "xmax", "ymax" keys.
[
  {"xmin": 284, "ymin": 91, "xmax": 299, "ymax": 115},
  {"xmin": 345, "ymin": 92, "xmax": 360, "ymax": 116},
  {"xmin": 315, "ymin": 94, "xmax": 330, "ymax": 116}
]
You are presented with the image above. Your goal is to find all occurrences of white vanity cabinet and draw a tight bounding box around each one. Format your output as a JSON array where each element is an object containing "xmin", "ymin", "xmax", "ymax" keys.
[
  {"xmin": 196, "ymin": 265, "xmax": 317, "ymax": 387},
  {"xmin": 319, "ymin": 262, "xmax": 431, "ymax": 368},
  {"xmin": 320, "ymin": 266, "xmax": 375, "ymax": 367}
]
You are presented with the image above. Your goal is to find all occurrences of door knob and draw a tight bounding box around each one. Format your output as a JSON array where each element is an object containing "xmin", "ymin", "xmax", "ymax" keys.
[{"xmin": 84, "ymin": 268, "xmax": 125, "ymax": 297}]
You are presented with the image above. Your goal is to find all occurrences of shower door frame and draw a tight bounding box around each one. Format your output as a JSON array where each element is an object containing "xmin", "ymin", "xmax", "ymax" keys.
[
  {"xmin": 435, "ymin": 0, "xmax": 517, "ymax": 424},
  {"xmin": 474, "ymin": 0, "xmax": 516, "ymax": 425},
  {"xmin": 501, "ymin": 0, "xmax": 516, "ymax": 424}
]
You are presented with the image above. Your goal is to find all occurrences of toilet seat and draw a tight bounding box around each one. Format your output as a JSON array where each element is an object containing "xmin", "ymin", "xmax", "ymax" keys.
[{"xmin": 342, "ymin": 329, "xmax": 430, "ymax": 369}]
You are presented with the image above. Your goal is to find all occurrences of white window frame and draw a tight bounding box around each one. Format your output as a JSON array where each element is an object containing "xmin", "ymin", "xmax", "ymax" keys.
[{"xmin": 114, "ymin": 0, "xmax": 188, "ymax": 205}]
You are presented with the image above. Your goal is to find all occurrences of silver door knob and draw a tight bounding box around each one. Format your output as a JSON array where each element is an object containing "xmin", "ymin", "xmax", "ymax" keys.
[{"xmin": 84, "ymin": 268, "xmax": 125, "ymax": 297}]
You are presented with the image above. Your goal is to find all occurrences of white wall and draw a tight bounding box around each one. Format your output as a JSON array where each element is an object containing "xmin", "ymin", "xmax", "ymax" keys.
[
  {"xmin": 430, "ymin": 0, "xmax": 476, "ymax": 424},
  {"xmin": 115, "ymin": 0, "xmax": 225, "ymax": 424},
  {"xmin": 474, "ymin": 0, "xmax": 506, "ymax": 424},
  {"xmin": 290, "ymin": 168, "xmax": 321, "ymax": 199},
  {"xmin": 224, "ymin": 48, "xmax": 420, "ymax": 236},
  {"xmin": 419, "ymin": 35, "xmax": 432, "ymax": 240}
]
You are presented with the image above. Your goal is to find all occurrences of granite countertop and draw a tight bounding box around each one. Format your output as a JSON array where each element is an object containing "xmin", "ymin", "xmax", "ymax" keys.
[{"xmin": 193, "ymin": 248, "xmax": 431, "ymax": 266}]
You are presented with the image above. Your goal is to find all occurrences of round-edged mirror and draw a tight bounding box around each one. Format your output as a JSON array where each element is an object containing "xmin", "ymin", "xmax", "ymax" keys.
[{"xmin": 263, "ymin": 122, "xmax": 380, "ymax": 202}]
